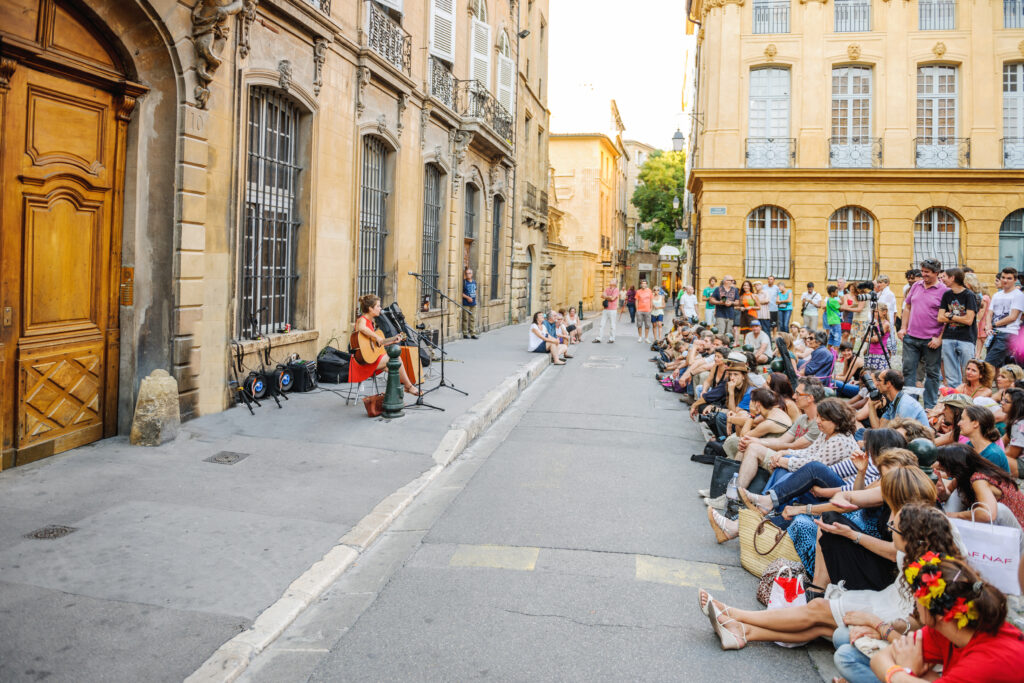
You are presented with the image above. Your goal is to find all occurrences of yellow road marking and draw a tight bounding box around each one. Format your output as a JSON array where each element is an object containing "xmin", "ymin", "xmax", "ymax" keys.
[
  {"xmin": 635, "ymin": 555, "xmax": 725, "ymax": 590},
  {"xmin": 449, "ymin": 544, "xmax": 540, "ymax": 571}
]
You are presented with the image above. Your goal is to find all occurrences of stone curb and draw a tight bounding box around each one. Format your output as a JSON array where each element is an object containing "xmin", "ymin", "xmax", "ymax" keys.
[{"xmin": 186, "ymin": 318, "xmax": 594, "ymax": 683}]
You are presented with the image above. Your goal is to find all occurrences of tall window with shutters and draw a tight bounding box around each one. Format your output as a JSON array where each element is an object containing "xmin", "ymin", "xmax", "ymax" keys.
[
  {"xmin": 470, "ymin": 0, "xmax": 491, "ymax": 92},
  {"xmin": 1004, "ymin": 63, "xmax": 1024, "ymax": 168},
  {"xmin": 241, "ymin": 87, "xmax": 303, "ymax": 337},
  {"xmin": 497, "ymin": 31, "xmax": 514, "ymax": 114},
  {"xmin": 429, "ymin": 0, "xmax": 455, "ymax": 63},
  {"xmin": 747, "ymin": 67, "xmax": 791, "ymax": 168},
  {"xmin": 491, "ymin": 196, "xmax": 504, "ymax": 298}
]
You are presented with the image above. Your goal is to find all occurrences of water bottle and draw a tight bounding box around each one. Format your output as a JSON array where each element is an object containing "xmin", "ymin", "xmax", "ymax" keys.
[{"xmin": 726, "ymin": 473, "xmax": 739, "ymax": 501}]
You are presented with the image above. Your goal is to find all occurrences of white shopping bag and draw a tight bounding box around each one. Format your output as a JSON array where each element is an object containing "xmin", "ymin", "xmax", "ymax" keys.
[
  {"xmin": 951, "ymin": 516, "xmax": 1022, "ymax": 596},
  {"xmin": 767, "ymin": 571, "xmax": 810, "ymax": 647}
]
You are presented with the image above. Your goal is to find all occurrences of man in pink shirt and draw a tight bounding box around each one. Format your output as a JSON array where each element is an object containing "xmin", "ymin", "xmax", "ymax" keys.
[
  {"xmin": 634, "ymin": 279, "xmax": 654, "ymax": 344},
  {"xmin": 595, "ymin": 278, "xmax": 620, "ymax": 343},
  {"xmin": 898, "ymin": 258, "xmax": 948, "ymax": 408}
]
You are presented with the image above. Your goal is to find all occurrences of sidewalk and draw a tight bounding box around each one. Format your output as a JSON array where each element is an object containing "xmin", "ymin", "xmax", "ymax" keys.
[{"xmin": 0, "ymin": 318, "xmax": 591, "ymax": 683}]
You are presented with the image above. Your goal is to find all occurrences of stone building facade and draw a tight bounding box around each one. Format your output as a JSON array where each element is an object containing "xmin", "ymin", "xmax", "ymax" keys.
[
  {"xmin": 686, "ymin": 0, "xmax": 1024, "ymax": 300},
  {"xmin": 0, "ymin": 0, "xmax": 546, "ymax": 468}
]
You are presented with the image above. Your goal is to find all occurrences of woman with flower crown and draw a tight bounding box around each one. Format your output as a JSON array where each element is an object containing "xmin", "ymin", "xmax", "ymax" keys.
[{"xmin": 870, "ymin": 555, "xmax": 1024, "ymax": 683}]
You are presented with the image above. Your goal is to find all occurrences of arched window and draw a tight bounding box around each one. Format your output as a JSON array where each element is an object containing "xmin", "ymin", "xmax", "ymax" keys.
[
  {"xmin": 827, "ymin": 207, "xmax": 874, "ymax": 280},
  {"xmin": 1002, "ymin": 208, "xmax": 1024, "ymax": 233},
  {"xmin": 241, "ymin": 86, "xmax": 304, "ymax": 336},
  {"xmin": 359, "ymin": 135, "xmax": 391, "ymax": 299},
  {"xmin": 470, "ymin": 3, "xmax": 491, "ymax": 87},
  {"xmin": 421, "ymin": 164, "xmax": 443, "ymax": 308},
  {"xmin": 497, "ymin": 31, "xmax": 514, "ymax": 112},
  {"xmin": 470, "ymin": 0, "xmax": 487, "ymax": 21},
  {"xmin": 913, "ymin": 208, "xmax": 959, "ymax": 268},
  {"xmin": 745, "ymin": 205, "xmax": 791, "ymax": 278},
  {"xmin": 498, "ymin": 31, "xmax": 511, "ymax": 57}
]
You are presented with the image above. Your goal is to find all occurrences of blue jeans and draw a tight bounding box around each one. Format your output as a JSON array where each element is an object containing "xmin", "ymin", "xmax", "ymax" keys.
[
  {"xmin": 832, "ymin": 627, "xmax": 877, "ymax": 683},
  {"xmin": 942, "ymin": 339, "xmax": 975, "ymax": 387},
  {"xmin": 778, "ymin": 309, "xmax": 792, "ymax": 331},
  {"xmin": 833, "ymin": 379, "xmax": 861, "ymax": 398},
  {"xmin": 827, "ymin": 323, "xmax": 842, "ymax": 347},
  {"xmin": 902, "ymin": 334, "xmax": 941, "ymax": 409},
  {"xmin": 767, "ymin": 461, "xmax": 846, "ymax": 513},
  {"xmin": 986, "ymin": 332, "xmax": 1011, "ymax": 368}
]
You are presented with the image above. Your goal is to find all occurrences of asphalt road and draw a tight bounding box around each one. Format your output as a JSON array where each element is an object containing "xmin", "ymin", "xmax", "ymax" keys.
[{"xmin": 245, "ymin": 326, "xmax": 835, "ymax": 682}]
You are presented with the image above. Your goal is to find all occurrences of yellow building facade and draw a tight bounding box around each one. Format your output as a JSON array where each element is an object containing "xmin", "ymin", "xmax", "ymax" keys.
[
  {"xmin": 549, "ymin": 132, "xmax": 629, "ymax": 309},
  {"xmin": 686, "ymin": 0, "xmax": 1024, "ymax": 298}
]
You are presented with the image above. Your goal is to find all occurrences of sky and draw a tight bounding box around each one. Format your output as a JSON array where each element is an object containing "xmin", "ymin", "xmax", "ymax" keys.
[{"xmin": 548, "ymin": 0, "xmax": 695, "ymax": 151}]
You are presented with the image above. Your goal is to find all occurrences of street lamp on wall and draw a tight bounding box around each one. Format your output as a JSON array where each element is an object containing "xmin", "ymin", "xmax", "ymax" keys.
[{"xmin": 671, "ymin": 129, "xmax": 684, "ymax": 153}]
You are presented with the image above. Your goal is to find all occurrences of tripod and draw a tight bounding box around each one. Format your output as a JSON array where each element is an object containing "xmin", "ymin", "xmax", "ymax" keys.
[
  {"xmin": 853, "ymin": 295, "xmax": 892, "ymax": 371},
  {"xmin": 407, "ymin": 272, "xmax": 468, "ymax": 397},
  {"xmin": 404, "ymin": 326, "xmax": 444, "ymax": 411}
]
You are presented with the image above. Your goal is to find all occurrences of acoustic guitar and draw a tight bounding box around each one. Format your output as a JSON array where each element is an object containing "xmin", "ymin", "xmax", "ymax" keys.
[{"xmin": 350, "ymin": 329, "xmax": 405, "ymax": 366}]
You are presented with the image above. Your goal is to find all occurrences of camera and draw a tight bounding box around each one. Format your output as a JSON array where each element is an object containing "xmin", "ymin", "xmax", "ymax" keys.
[
  {"xmin": 860, "ymin": 368, "xmax": 882, "ymax": 402},
  {"xmin": 854, "ymin": 280, "xmax": 878, "ymax": 303}
]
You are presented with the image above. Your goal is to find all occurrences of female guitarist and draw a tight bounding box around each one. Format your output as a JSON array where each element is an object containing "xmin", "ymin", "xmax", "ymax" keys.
[{"xmin": 350, "ymin": 294, "xmax": 422, "ymax": 396}]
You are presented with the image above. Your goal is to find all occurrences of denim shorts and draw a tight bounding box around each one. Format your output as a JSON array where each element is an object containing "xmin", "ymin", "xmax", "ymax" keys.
[
  {"xmin": 652, "ymin": 314, "xmax": 664, "ymax": 323},
  {"xmin": 828, "ymin": 323, "xmax": 842, "ymax": 346}
]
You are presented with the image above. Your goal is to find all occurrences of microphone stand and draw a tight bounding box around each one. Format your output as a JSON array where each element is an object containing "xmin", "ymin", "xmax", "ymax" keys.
[
  {"xmin": 408, "ymin": 272, "xmax": 469, "ymax": 397},
  {"xmin": 403, "ymin": 327, "xmax": 443, "ymax": 411}
]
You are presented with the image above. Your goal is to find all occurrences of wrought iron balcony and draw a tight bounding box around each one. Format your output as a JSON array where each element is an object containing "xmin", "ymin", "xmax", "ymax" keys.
[
  {"xmin": 1004, "ymin": 138, "xmax": 1024, "ymax": 169},
  {"xmin": 366, "ymin": 2, "xmax": 411, "ymax": 75},
  {"xmin": 303, "ymin": 0, "xmax": 331, "ymax": 13},
  {"xmin": 753, "ymin": 0, "xmax": 790, "ymax": 34},
  {"xmin": 524, "ymin": 182, "xmax": 537, "ymax": 210},
  {"xmin": 455, "ymin": 79, "xmax": 513, "ymax": 144},
  {"xmin": 829, "ymin": 137, "xmax": 882, "ymax": 168},
  {"xmin": 914, "ymin": 137, "xmax": 970, "ymax": 169},
  {"xmin": 429, "ymin": 57, "xmax": 455, "ymax": 109},
  {"xmin": 1007, "ymin": 0, "xmax": 1024, "ymax": 28},
  {"xmin": 745, "ymin": 137, "xmax": 796, "ymax": 168},
  {"xmin": 834, "ymin": 0, "xmax": 870, "ymax": 32},
  {"xmin": 919, "ymin": 0, "xmax": 955, "ymax": 29}
]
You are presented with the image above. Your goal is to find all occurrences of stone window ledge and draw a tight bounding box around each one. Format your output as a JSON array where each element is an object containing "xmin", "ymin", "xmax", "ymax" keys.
[{"xmin": 235, "ymin": 329, "xmax": 320, "ymax": 355}]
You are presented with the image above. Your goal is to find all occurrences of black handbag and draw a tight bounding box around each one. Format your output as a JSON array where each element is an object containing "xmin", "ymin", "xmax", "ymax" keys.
[
  {"xmin": 316, "ymin": 346, "xmax": 350, "ymax": 383},
  {"xmin": 709, "ymin": 456, "xmax": 772, "ymax": 499}
]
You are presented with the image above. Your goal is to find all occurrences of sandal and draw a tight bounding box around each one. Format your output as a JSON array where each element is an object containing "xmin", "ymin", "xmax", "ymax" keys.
[
  {"xmin": 707, "ymin": 507, "xmax": 738, "ymax": 543},
  {"xmin": 738, "ymin": 487, "xmax": 772, "ymax": 516},
  {"xmin": 805, "ymin": 583, "xmax": 826, "ymax": 601},
  {"xmin": 697, "ymin": 588, "xmax": 714, "ymax": 617},
  {"xmin": 710, "ymin": 603, "xmax": 747, "ymax": 650},
  {"xmin": 404, "ymin": 386, "xmax": 423, "ymax": 397}
]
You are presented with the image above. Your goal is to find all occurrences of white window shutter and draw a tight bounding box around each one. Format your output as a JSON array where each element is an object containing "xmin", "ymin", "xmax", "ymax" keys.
[
  {"xmin": 430, "ymin": 0, "xmax": 456, "ymax": 61},
  {"xmin": 471, "ymin": 19, "xmax": 491, "ymax": 88},
  {"xmin": 497, "ymin": 55, "xmax": 514, "ymax": 112},
  {"xmin": 375, "ymin": 0, "xmax": 403, "ymax": 12}
]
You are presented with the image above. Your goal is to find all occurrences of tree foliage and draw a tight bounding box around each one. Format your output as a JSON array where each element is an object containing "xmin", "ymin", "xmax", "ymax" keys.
[{"xmin": 630, "ymin": 150, "xmax": 687, "ymax": 250}]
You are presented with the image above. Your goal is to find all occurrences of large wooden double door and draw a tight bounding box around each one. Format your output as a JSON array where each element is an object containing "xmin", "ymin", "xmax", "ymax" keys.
[{"xmin": 1, "ymin": 0, "xmax": 137, "ymax": 468}]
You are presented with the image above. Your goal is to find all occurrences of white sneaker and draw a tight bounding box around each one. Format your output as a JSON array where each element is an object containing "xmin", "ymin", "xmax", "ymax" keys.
[
  {"xmin": 637, "ymin": 337, "xmax": 643, "ymax": 343},
  {"xmin": 697, "ymin": 488, "xmax": 710, "ymax": 498}
]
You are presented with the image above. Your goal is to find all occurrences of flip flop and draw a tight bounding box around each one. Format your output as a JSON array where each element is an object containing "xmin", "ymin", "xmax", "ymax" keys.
[
  {"xmin": 738, "ymin": 487, "xmax": 771, "ymax": 516},
  {"xmin": 697, "ymin": 588, "xmax": 714, "ymax": 617}
]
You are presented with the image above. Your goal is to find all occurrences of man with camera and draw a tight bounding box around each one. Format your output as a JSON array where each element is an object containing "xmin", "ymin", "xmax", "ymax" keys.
[
  {"xmin": 898, "ymin": 258, "xmax": 948, "ymax": 409},
  {"xmin": 594, "ymin": 278, "xmax": 619, "ymax": 344},
  {"xmin": 859, "ymin": 368, "xmax": 929, "ymax": 430}
]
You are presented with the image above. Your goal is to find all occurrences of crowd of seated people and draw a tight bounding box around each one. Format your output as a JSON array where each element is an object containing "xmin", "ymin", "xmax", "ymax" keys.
[{"xmin": 676, "ymin": 263, "xmax": 1024, "ymax": 679}]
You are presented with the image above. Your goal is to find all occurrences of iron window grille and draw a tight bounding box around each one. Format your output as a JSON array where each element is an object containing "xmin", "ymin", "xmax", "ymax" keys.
[
  {"xmin": 1005, "ymin": 138, "xmax": 1024, "ymax": 169},
  {"xmin": 913, "ymin": 208, "xmax": 960, "ymax": 268},
  {"xmin": 1008, "ymin": 0, "xmax": 1024, "ymax": 28},
  {"xmin": 465, "ymin": 185, "xmax": 478, "ymax": 239},
  {"xmin": 491, "ymin": 196, "xmax": 504, "ymax": 298},
  {"xmin": 753, "ymin": 0, "xmax": 790, "ymax": 34},
  {"xmin": 421, "ymin": 164, "xmax": 442, "ymax": 308},
  {"xmin": 745, "ymin": 206, "xmax": 791, "ymax": 279},
  {"xmin": 240, "ymin": 87, "xmax": 302, "ymax": 338},
  {"xmin": 834, "ymin": 0, "xmax": 869, "ymax": 32},
  {"xmin": 827, "ymin": 207, "xmax": 874, "ymax": 281},
  {"xmin": 920, "ymin": 0, "xmax": 955, "ymax": 29},
  {"xmin": 359, "ymin": 136, "xmax": 390, "ymax": 300}
]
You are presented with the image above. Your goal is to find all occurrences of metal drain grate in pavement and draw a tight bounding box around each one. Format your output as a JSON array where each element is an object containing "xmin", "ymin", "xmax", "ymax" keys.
[
  {"xmin": 25, "ymin": 525, "xmax": 77, "ymax": 540},
  {"xmin": 204, "ymin": 451, "xmax": 249, "ymax": 465}
]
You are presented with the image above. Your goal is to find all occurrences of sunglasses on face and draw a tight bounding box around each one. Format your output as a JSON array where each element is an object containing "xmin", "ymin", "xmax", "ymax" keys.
[{"xmin": 886, "ymin": 520, "xmax": 902, "ymax": 536}]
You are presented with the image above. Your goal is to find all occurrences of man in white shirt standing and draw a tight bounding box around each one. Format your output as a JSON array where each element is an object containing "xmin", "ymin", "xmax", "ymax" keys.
[
  {"xmin": 679, "ymin": 285, "xmax": 698, "ymax": 322},
  {"xmin": 985, "ymin": 267, "xmax": 1024, "ymax": 367},
  {"xmin": 874, "ymin": 274, "xmax": 897, "ymax": 331},
  {"xmin": 595, "ymin": 278, "xmax": 620, "ymax": 344},
  {"xmin": 801, "ymin": 282, "xmax": 822, "ymax": 330},
  {"xmin": 763, "ymin": 275, "xmax": 780, "ymax": 334}
]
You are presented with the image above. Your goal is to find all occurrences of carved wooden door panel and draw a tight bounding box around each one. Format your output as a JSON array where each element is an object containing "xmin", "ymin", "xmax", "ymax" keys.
[{"xmin": 0, "ymin": 65, "xmax": 121, "ymax": 467}]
